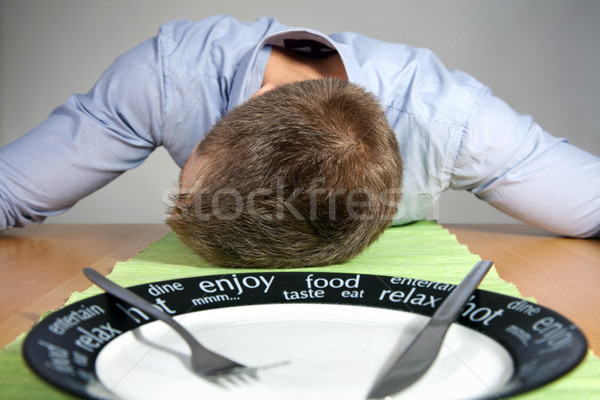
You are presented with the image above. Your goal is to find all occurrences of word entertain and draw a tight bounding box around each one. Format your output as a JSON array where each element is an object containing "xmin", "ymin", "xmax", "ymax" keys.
[
  {"xmin": 389, "ymin": 277, "xmax": 456, "ymax": 292},
  {"xmin": 48, "ymin": 304, "xmax": 105, "ymax": 335}
]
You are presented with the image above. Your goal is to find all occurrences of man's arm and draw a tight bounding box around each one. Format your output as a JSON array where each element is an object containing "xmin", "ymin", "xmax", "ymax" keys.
[
  {"xmin": 451, "ymin": 88, "xmax": 600, "ymax": 238},
  {"xmin": 0, "ymin": 38, "xmax": 165, "ymax": 230}
]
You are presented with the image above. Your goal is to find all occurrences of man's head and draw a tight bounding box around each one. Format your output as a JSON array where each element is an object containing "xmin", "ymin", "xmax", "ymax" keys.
[{"xmin": 167, "ymin": 78, "xmax": 402, "ymax": 268}]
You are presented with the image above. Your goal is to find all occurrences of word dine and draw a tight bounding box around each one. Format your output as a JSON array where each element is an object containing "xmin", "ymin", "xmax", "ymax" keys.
[{"xmin": 147, "ymin": 282, "xmax": 184, "ymax": 296}]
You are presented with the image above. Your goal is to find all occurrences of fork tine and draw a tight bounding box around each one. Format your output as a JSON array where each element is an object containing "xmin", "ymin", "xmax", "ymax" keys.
[
  {"xmin": 229, "ymin": 372, "xmax": 249, "ymax": 384},
  {"xmin": 239, "ymin": 369, "xmax": 259, "ymax": 382},
  {"xmin": 206, "ymin": 372, "xmax": 253, "ymax": 388},
  {"xmin": 222, "ymin": 374, "xmax": 238, "ymax": 385}
]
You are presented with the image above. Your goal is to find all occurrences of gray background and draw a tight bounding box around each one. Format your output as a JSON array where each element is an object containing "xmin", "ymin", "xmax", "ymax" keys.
[{"xmin": 1, "ymin": 0, "xmax": 599, "ymax": 225}]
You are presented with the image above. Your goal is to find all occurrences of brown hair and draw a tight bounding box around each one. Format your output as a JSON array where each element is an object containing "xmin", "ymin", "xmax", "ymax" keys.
[{"xmin": 167, "ymin": 78, "xmax": 402, "ymax": 268}]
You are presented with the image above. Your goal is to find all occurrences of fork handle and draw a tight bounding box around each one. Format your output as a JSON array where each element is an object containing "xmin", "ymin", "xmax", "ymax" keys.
[{"xmin": 83, "ymin": 268, "xmax": 210, "ymax": 353}]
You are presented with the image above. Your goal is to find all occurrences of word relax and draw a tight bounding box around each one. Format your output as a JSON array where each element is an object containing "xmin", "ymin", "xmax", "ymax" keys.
[
  {"xmin": 74, "ymin": 323, "xmax": 122, "ymax": 353},
  {"xmin": 379, "ymin": 290, "xmax": 504, "ymax": 326}
]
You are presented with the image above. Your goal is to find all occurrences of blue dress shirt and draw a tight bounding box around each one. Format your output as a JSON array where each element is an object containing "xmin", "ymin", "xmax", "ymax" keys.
[{"xmin": 1, "ymin": 15, "xmax": 598, "ymax": 237}]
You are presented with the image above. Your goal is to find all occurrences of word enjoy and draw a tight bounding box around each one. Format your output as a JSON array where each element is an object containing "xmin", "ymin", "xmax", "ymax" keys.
[
  {"xmin": 198, "ymin": 274, "xmax": 275, "ymax": 295},
  {"xmin": 532, "ymin": 316, "xmax": 575, "ymax": 354}
]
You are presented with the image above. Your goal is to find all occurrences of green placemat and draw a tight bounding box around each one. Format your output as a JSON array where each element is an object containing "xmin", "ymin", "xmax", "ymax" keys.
[{"xmin": 1, "ymin": 221, "xmax": 597, "ymax": 399}]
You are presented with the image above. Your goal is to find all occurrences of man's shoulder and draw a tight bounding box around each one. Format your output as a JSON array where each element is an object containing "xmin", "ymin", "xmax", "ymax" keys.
[
  {"xmin": 157, "ymin": 15, "xmax": 286, "ymax": 53},
  {"xmin": 332, "ymin": 32, "xmax": 484, "ymax": 127}
]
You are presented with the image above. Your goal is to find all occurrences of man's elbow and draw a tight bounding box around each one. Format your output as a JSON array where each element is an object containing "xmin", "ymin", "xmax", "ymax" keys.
[
  {"xmin": 0, "ymin": 197, "xmax": 47, "ymax": 230},
  {"xmin": 559, "ymin": 220, "xmax": 600, "ymax": 239}
]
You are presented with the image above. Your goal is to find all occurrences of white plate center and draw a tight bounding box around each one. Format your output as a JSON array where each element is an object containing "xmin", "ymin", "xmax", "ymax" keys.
[{"xmin": 96, "ymin": 303, "xmax": 513, "ymax": 400}]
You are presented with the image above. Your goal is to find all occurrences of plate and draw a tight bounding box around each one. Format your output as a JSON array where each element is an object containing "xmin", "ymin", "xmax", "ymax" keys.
[{"xmin": 23, "ymin": 272, "xmax": 588, "ymax": 399}]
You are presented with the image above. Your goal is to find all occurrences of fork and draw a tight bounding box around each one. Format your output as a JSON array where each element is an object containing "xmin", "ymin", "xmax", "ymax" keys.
[
  {"xmin": 367, "ymin": 260, "xmax": 494, "ymax": 398},
  {"xmin": 83, "ymin": 268, "xmax": 258, "ymax": 382}
]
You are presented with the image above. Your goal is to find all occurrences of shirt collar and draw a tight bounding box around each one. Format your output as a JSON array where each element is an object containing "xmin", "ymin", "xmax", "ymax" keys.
[{"xmin": 227, "ymin": 28, "xmax": 367, "ymax": 111}]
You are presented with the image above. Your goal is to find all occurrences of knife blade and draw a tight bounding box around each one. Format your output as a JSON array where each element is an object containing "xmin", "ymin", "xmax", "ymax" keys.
[{"xmin": 367, "ymin": 260, "xmax": 494, "ymax": 399}]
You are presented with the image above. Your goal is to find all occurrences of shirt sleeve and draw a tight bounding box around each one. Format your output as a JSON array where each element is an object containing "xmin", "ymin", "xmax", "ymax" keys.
[
  {"xmin": 451, "ymin": 87, "xmax": 600, "ymax": 238},
  {"xmin": 0, "ymin": 37, "xmax": 165, "ymax": 230}
]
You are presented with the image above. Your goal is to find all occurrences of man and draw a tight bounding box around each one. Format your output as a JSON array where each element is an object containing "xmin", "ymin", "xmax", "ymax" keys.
[
  {"xmin": 1, "ymin": 16, "xmax": 598, "ymax": 267},
  {"xmin": 168, "ymin": 77, "xmax": 403, "ymax": 268}
]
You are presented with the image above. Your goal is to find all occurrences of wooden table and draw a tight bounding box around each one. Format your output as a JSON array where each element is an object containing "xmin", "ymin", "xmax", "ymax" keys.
[
  {"xmin": 1, "ymin": 223, "xmax": 598, "ymax": 353},
  {"xmin": 445, "ymin": 224, "xmax": 600, "ymax": 352}
]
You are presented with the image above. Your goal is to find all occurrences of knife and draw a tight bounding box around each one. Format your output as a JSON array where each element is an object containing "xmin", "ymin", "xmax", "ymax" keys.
[{"xmin": 367, "ymin": 260, "xmax": 494, "ymax": 399}]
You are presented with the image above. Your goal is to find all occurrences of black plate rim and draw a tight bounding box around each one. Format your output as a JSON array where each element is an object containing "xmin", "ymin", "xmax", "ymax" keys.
[{"xmin": 22, "ymin": 271, "xmax": 589, "ymax": 400}]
